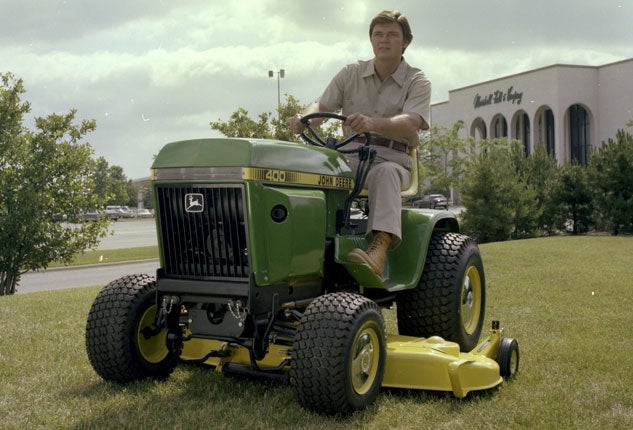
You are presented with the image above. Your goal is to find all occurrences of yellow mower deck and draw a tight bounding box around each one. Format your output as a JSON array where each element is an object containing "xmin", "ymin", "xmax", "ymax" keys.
[{"xmin": 180, "ymin": 326, "xmax": 506, "ymax": 398}]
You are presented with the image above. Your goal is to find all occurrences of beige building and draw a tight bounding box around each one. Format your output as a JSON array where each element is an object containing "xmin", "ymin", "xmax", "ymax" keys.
[{"xmin": 431, "ymin": 58, "xmax": 633, "ymax": 166}]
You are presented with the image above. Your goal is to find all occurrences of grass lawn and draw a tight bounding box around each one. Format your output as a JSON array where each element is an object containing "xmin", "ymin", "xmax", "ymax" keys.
[
  {"xmin": 1, "ymin": 236, "xmax": 632, "ymax": 429},
  {"xmin": 48, "ymin": 246, "xmax": 159, "ymax": 268}
]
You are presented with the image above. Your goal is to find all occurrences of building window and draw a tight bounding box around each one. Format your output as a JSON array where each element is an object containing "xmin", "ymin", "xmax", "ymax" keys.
[
  {"xmin": 569, "ymin": 104, "xmax": 590, "ymax": 166},
  {"xmin": 471, "ymin": 117, "xmax": 487, "ymax": 140},
  {"xmin": 513, "ymin": 111, "xmax": 530, "ymax": 156},
  {"xmin": 491, "ymin": 114, "xmax": 508, "ymax": 138},
  {"xmin": 536, "ymin": 107, "xmax": 555, "ymax": 156}
]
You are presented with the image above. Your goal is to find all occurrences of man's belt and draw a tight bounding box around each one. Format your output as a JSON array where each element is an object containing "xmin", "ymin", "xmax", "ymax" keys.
[{"xmin": 352, "ymin": 136, "xmax": 409, "ymax": 153}]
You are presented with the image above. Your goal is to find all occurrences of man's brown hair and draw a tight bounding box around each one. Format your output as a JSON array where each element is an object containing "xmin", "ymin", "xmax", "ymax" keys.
[{"xmin": 369, "ymin": 10, "xmax": 413, "ymax": 49}]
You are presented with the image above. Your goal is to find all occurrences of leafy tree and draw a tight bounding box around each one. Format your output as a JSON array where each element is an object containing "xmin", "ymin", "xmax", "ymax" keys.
[
  {"xmin": 210, "ymin": 94, "xmax": 341, "ymax": 143},
  {"xmin": 210, "ymin": 107, "xmax": 273, "ymax": 139},
  {"xmin": 105, "ymin": 164, "xmax": 129, "ymax": 206},
  {"xmin": 508, "ymin": 181, "xmax": 541, "ymax": 240},
  {"xmin": 518, "ymin": 143, "xmax": 560, "ymax": 234},
  {"xmin": 125, "ymin": 179, "xmax": 137, "ymax": 207},
  {"xmin": 0, "ymin": 73, "xmax": 109, "ymax": 295},
  {"xmin": 419, "ymin": 122, "xmax": 471, "ymax": 197},
  {"xmin": 270, "ymin": 94, "xmax": 304, "ymax": 142},
  {"xmin": 460, "ymin": 139, "xmax": 540, "ymax": 243},
  {"xmin": 92, "ymin": 156, "xmax": 129, "ymax": 206},
  {"xmin": 549, "ymin": 163, "xmax": 593, "ymax": 234},
  {"xmin": 460, "ymin": 142, "xmax": 516, "ymax": 243},
  {"xmin": 589, "ymin": 130, "xmax": 633, "ymax": 234}
]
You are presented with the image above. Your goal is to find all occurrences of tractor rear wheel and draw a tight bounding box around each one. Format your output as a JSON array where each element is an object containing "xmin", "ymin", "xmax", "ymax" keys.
[
  {"xmin": 290, "ymin": 292, "xmax": 386, "ymax": 415},
  {"xmin": 85, "ymin": 274, "xmax": 180, "ymax": 382},
  {"xmin": 396, "ymin": 232, "xmax": 485, "ymax": 351}
]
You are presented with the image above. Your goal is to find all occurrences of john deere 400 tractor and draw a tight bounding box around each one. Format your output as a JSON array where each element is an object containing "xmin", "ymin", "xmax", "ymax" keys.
[{"xmin": 85, "ymin": 114, "xmax": 519, "ymax": 415}]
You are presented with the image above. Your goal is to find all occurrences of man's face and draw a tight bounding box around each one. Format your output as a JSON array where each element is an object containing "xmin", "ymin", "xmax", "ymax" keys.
[{"xmin": 370, "ymin": 22, "xmax": 408, "ymax": 61}]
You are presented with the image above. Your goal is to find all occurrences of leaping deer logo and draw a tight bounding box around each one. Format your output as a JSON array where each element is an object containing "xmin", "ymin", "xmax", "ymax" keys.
[{"xmin": 185, "ymin": 193, "xmax": 204, "ymax": 213}]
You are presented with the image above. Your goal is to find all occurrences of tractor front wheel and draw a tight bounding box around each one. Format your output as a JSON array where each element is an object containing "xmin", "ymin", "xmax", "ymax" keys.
[
  {"xmin": 290, "ymin": 293, "xmax": 386, "ymax": 415},
  {"xmin": 85, "ymin": 274, "xmax": 181, "ymax": 382}
]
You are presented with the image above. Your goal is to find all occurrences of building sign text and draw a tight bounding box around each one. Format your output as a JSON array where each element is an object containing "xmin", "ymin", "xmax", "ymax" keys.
[{"xmin": 473, "ymin": 86, "xmax": 523, "ymax": 109}]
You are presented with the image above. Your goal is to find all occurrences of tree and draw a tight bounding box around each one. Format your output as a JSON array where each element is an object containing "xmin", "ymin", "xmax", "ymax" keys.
[
  {"xmin": 210, "ymin": 107, "xmax": 273, "ymax": 139},
  {"xmin": 589, "ymin": 130, "xmax": 633, "ymax": 235},
  {"xmin": 549, "ymin": 163, "xmax": 593, "ymax": 234},
  {"xmin": 460, "ymin": 139, "xmax": 541, "ymax": 243},
  {"xmin": 516, "ymin": 143, "xmax": 560, "ymax": 234},
  {"xmin": 105, "ymin": 164, "xmax": 129, "ymax": 206},
  {"xmin": 419, "ymin": 122, "xmax": 471, "ymax": 198},
  {"xmin": 270, "ymin": 94, "xmax": 305, "ymax": 142},
  {"xmin": 210, "ymin": 94, "xmax": 341, "ymax": 143},
  {"xmin": 460, "ymin": 142, "xmax": 516, "ymax": 243},
  {"xmin": 91, "ymin": 156, "xmax": 130, "ymax": 206},
  {"xmin": 0, "ymin": 73, "xmax": 109, "ymax": 295},
  {"xmin": 125, "ymin": 179, "xmax": 137, "ymax": 207}
]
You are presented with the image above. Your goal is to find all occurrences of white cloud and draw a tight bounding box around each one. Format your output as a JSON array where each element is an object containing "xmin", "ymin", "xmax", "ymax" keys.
[{"xmin": 1, "ymin": 0, "xmax": 632, "ymax": 178}]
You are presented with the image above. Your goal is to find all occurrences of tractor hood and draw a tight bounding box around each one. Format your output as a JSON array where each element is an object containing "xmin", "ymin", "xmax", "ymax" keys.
[{"xmin": 151, "ymin": 138, "xmax": 354, "ymax": 180}]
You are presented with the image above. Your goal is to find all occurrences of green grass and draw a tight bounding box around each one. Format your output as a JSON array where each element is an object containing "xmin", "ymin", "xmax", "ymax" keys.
[
  {"xmin": 2, "ymin": 236, "xmax": 633, "ymax": 429},
  {"xmin": 48, "ymin": 246, "xmax": 159, "ymax": 268}
]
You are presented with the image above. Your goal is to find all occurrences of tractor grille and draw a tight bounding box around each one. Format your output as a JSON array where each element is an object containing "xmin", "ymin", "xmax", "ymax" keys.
[{"xmin": 156, "ymin": 184, "xmax": 249, "ymax": 280}]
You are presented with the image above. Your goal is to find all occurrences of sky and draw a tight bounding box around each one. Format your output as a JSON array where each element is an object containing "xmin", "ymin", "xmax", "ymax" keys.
[{"xmin": 1, "ymin": 0, "xmax": 631, "ymax": 179}]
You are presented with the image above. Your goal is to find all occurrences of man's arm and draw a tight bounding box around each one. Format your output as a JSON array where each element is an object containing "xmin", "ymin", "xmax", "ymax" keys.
[{"xmin": 345, "ymin": 112, "xmax": 424, "ymax": 138}]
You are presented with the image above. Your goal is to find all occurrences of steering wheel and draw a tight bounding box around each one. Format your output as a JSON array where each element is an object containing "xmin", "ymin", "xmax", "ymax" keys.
[
  {"xmin": 300, "ymin": 112, "xmax": 371, "ymax": 150},
  {"xmin": 299, "ymin": 113, "xmax": 376, "ymax": 229}
]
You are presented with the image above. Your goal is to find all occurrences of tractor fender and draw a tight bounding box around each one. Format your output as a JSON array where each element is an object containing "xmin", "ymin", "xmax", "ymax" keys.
[{"xmin": 336, "ymin": 208, "xmax": 459, "ymax": 291}]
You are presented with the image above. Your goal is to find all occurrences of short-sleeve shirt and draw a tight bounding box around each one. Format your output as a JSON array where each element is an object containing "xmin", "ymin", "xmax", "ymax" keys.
[{"xmin": 318, "ymin": 58, "xmax": 431, "ymax": 147}]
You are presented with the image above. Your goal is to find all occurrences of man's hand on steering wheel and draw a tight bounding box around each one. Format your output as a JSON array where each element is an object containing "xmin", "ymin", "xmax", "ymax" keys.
[
  {"xmin": 296, "ymin": 112, "xmax": 371, "ymax": 150},
  {"xmin": 289, "ymin": 114, "xmax": 307, "ymax": 134},
  {"xmin": 344, "ymin": 113, "xmax": 375, "ymax": 135}
]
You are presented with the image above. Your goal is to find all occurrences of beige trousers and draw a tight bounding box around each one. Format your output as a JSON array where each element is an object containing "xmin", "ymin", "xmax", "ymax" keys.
[{"xmin": 345, "ymin": 142, "xmax": 412, "ymax": 249}]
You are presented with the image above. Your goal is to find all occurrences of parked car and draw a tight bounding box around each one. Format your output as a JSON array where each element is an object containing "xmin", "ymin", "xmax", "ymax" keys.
[
  {"xmin": 136, "ymin": 208, "xmax": 153, "ymax": 218},
  {"xmin": 80, "ymin": 210, "xmax": 102, "ymax": 222},
  {"xmin": 104, "ymin": 206, "xmax": 124, "ymax": 220},
  {"xmin": 413, "ymin": 193, "xmax": 449, "ymax": 210},
  {"xmin": 120, "ymin": 206, "xmax": 136, "ymax": 218}
]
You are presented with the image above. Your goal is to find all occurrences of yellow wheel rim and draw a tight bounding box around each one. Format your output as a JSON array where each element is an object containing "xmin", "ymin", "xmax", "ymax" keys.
[
  {"xmin": 509, "ymin": 349, "xmax": 519, "ymax": 376},
  {"xmin": 137, "ymin": 305, "xmax": 169, "ymax": 363},
  {"xmin": 461, "ymin": 265, "xmax": 482, "ymax": 335},
  {"xmin": 350, "ymin": 322, "xmax": 381, "ymax": 395}
]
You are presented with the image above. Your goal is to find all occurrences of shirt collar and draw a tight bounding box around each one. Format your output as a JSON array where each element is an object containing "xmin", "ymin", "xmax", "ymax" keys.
[
  {"xmin": 392, "ymin": 57, "xmax": 408, "ymax": 86},
  {"xmin": 361, "ymin": 59, "xmax": 376, "ymax": 78},
  {"xmin": 363, "ymin": 57, "xmax": 408, "ymax": 86}
]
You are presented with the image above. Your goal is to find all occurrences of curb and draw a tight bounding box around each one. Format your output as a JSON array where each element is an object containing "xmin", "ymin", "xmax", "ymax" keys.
[{"xmin": 31, "ymin": 258, "xmax": 160, "ymax": 273}]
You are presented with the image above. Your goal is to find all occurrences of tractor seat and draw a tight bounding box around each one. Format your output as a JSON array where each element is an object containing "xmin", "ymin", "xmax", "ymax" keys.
[
  {"xmin": 401, "ymin": 146, "xmax": 419, "ymax": 198},
  {"xmin": 357, "ymin": 146, "xmax": 419, "ymax": 199}
]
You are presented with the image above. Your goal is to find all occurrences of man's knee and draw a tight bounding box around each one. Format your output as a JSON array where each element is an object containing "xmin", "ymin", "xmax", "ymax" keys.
[{"xmin": 368, "ymin": 162, "xmax": 410, "ymax": 190}]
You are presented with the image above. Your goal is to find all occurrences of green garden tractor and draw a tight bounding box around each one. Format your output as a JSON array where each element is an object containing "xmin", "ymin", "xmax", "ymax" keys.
[{"xmin": 85, "ymin": 113, "xmax": 519, "ymax": 415}]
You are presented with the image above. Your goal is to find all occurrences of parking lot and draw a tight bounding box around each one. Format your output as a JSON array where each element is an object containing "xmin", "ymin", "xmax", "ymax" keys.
[
  {"xmin": 18, "ymin": 219, "xmax": 159, "ymax": 294},
  {"xmin": 96, "ymin": 218, "xmax": 158, "ymax": 249}
]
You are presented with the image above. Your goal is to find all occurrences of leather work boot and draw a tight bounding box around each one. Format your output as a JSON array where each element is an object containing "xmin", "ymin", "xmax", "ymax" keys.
[{"xmin": 347, "ymin": 231, "xmax": 391, "ymax": 277}]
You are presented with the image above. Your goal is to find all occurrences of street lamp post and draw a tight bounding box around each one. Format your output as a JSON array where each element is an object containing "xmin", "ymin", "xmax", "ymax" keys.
[{"xmin": 268, "ymin": 69, "xmax": 285, "ymax": 120}]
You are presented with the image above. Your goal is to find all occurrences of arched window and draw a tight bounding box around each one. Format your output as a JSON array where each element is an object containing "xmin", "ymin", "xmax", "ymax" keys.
[
  {"xmin": 470, "ymin": 118, "xmax": 487, "ymax": 140},
  {"xmin": 513, "ymin": 111, "xmax": 530, "ymax": 156},
  {"xmin": 569, "ymin": 104, "xmax": 590, "ymax": 166},
  {"xmin": 491, "ymin": 114, "xmax": 508, "ymax": 138},
  {"xmin": 536, "ymin": 106, "xmax": 555, "ymax": 156}
]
